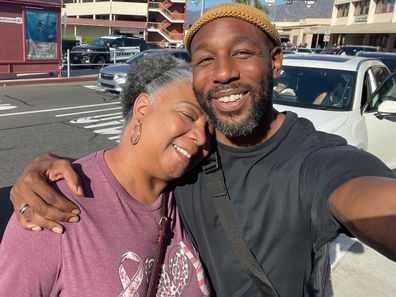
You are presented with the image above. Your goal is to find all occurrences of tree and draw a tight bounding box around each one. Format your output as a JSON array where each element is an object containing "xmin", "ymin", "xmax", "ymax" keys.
[{"xmin": 233, "ymin": 0, "xmax": 269, "ymax": 14}]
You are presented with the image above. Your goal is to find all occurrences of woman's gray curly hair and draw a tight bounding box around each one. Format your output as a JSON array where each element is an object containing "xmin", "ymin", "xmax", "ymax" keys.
[{"xmin": 121, "ymin": 53, "xmax": 192, "ymax": 125}]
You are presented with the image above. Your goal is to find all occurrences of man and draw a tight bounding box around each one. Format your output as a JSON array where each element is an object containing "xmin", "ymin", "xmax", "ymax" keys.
[{"xmin": 9, "ymin": 3, "xmax": 396, "ymax": 296}]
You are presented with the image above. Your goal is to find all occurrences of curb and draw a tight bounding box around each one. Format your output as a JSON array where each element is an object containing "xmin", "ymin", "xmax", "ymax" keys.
[{"xmin": 0, "ymin": 76, "xmax": 97, "ymax": 87}]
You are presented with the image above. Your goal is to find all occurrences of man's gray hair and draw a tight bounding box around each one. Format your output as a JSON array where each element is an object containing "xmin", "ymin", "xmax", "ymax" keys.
[{"xmin": 121, "ymin": 54, "xmax": 192, "ymax": 125}]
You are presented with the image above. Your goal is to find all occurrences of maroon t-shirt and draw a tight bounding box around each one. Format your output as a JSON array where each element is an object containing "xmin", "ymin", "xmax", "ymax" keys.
[{"xmin": 0, "ymin": 151, "xmax": 210, "ymax": 296}]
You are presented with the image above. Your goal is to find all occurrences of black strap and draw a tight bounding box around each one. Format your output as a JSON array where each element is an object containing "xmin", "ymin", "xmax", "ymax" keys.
[
  {"xmin": 146, "ymin": 193, "xmax": 171, "ymax": 297},
  {"xmin": 203, "ymin": 150, "xmax": 279, "ymax": 297}
]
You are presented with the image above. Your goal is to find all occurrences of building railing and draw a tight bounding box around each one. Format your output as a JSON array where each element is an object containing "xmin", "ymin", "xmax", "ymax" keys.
[
  {"xmin": 148, "ymin": 1, "xmax": 185, "ymax": 21},
  {"xmin": 147, "ymin": 22, "xmax": 184, "ymax": 41}
]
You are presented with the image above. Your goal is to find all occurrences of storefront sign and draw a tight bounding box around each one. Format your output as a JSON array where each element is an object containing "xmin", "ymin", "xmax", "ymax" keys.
[
  {"xmin": 354, "ymin": 15, "xmax": 368, "ymax": 23},
  {"xmin": 0, "ymin": 17, "xmax": 23, "ymax": 24}
]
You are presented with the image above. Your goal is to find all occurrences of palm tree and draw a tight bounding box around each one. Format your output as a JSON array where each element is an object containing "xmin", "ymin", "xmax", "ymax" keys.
[{"xmin": 233, "ymin": 0, "xmax": 269, "ymax": 14}]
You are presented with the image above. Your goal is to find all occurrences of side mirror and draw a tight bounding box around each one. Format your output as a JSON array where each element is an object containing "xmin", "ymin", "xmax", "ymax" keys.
[{"xmin": 378, "ymin": 100, "xmax": 396, "ymax": 115}]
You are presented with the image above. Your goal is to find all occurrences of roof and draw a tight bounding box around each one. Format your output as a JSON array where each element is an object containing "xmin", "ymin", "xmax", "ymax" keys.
[{"xmin": 282, "ymin": 54, "xmax": 383, "ymax": 71}]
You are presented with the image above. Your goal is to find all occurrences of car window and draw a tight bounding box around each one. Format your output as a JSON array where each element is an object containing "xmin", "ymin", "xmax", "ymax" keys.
[
  {"xmin": 273, "ymin": 66, "xmax": 356, "ymax": 110},
  {"xmin": 367, "ymin": 73, "xmax": 396, "ymax": 111},
  {"xmin": 124, "ymin": 39, "xmax": 140, "ymax": 47},
  {"xmin": 371, "ymin": 66, "xmax": 391, "ymax": 86}
]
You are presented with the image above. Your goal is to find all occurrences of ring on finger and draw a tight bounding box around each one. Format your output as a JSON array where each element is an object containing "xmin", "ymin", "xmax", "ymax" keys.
[{"xmin": 19, "ymin": 203, "xmax": 30, "ymax": 215}]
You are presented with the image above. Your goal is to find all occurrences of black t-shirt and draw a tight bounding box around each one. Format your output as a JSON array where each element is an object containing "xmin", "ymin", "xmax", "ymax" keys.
[{"xmin": 175, "ymin": 112, "xmax": 394, "ymax": 297}]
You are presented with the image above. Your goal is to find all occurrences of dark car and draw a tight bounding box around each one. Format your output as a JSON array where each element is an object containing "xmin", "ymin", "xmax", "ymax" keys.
[
  {"xmin": 356, "ymin": 51, "xmax": 396, "ymax": 73},
  {"xmin": 97, "ymin": 49, "xmax": 191, "ymax": 92},
  {"xmin": 319, "ymin": 47, "xmax": 339, "ymax": 55},
  {"xmin": 62, "ymin": 39, "xmax": 80, "ymax": 62},
  {"xmin": 70, "ymin": 36, "xmax": 148, "ymax": 65},
  {"xmin": 337, "ymin": 45, "xmax": 378, "ymax": 56}
]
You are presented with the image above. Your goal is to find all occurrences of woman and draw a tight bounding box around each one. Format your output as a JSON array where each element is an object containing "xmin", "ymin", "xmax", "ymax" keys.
[{"xmin": 0, "ymin": 55, "xmax": 212, "ymax": 296}]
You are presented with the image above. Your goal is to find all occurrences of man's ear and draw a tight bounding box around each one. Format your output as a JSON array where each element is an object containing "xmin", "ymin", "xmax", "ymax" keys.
[
  {"xmin": 132, "ymin": 93, "xmax": 151, "ymax": 122},
  {"xmin": 271, "ymin": 46, "xmax": 283, "ymax": 80}
]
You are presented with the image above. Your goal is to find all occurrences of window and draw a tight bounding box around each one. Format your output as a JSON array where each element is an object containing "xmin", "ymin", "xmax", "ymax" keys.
[
  {"xmin": 337, "ymin": 3, "xmax": 350, "ymax": 17},
  {"xmin": 367, "ymin": 73, "xmax": 396, "ymax": 111},
  {"xmin": 375, "ymin": 0, "xmax": 395, "ymax": 13},
  {"xmin": 371, "ymin": 66, "xmax": 391, "ymax": 87},
  {"xmin": 354, "ymin": 0, "xmax": 370, "ymax": 15}
]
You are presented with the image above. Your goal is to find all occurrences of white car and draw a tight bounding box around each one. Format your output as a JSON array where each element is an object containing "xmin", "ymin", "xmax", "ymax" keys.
[{"xmin": 273, "ymin": 55, "xmax": 396, "ymax": 172}]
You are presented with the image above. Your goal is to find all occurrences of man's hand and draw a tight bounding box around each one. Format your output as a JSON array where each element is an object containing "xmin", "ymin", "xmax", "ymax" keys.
[{"xmin": 10, "ymin": 152, "xmax": 84, "ymax": 234}]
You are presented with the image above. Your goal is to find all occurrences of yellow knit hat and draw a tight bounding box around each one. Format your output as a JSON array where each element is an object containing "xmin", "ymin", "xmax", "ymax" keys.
[{"xmin": 184, "ymin": 3, "xmax": 281, "ymax": 55}]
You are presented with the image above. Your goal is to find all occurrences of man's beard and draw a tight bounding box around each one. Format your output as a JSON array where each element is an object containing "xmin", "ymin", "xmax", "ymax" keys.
[{"xmin": 194, "ymin": 73, "xmax": 273, "ymax": 139}]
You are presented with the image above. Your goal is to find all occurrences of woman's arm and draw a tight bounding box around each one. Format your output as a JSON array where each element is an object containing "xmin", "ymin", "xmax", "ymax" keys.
[{"xmin": 0, "ymin": 214, "xmax": 62, "ymax": 295}]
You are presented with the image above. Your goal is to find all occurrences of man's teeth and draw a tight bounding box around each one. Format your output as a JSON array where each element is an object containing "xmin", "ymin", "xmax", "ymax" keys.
[
  {"xmin": 173, "ymin": 145, "xmax": 191, "ymax": 159},
  {"xmin": 218, "ymin": 94, "xmax": 243, "ymax": 102}
]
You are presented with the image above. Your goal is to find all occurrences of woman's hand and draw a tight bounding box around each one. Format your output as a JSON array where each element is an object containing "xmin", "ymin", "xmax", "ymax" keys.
[{"xmin": 10, "ymin": 152, "xmax": 84, "ymax": 233}]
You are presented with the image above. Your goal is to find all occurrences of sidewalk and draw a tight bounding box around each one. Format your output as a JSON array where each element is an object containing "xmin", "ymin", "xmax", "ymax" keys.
[
  {"xmin": 328, "ymin": 235, "xmax": 396, "ymax": 296},
  {"xmin": 0, "ymin": 68, "xmax": 99, "ymax": 87}
]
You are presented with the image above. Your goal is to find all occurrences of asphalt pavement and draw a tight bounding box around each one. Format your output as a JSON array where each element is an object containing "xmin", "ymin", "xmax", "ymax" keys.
[{"xmin": 0, "ymin": 76, "xmax": 395, "ymax": 296}]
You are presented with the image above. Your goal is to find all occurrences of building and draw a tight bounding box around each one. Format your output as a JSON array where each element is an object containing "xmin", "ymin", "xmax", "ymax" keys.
[
  {"xmin": 0, "ymin": 0, "xmax": 62, "ymax": 78},
  {"xmin": 268, "ymin": 0, "xmax": 333, "ymax": 48},
  {"xmin": 330, "ymin": 0, "xmax": 396, "ymax": 51},
  {"xmin": 63, "ymin": 0, "xmax": 186, "ymax": 47}
]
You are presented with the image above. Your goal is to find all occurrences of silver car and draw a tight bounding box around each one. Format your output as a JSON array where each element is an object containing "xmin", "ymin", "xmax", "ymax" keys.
[{"xmin": 98, "ymin": 49, "xmax": 191, "ymax": 92}]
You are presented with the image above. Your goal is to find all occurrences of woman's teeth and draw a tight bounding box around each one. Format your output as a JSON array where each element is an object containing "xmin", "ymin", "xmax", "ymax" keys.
[{"xmin": 173, "ymin": 144, "xmax": 191, "ymax": 159}]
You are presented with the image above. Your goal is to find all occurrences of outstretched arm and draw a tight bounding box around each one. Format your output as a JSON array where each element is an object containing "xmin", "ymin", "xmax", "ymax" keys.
[
  {"xmin": 329, "ymin": 176, "xmax": 396, "ymax": 261},
  {"xmin": 10, "ymin": 152, "xmax": 84, "ymax": 233}
]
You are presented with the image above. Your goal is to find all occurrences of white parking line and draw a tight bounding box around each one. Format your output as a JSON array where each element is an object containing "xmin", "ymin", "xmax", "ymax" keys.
[
  {"xmin": 56, "ymin": 107, "xmax": 121, "ymax": 117},
  {"xmin": 84, "ymin": 120, "xmax": 123, "ymax": 129},
  {"xmin": 70, "ymin": 115, "xmax": 122, "ymax": 124},
  {"xmin": 0, "ymin": 102, "xmax": 121, "ymax": 117}
]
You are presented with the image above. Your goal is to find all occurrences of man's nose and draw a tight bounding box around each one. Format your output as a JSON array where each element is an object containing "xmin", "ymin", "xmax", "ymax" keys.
[{"xmin": 212, "ymin": 57, "xmax": 240, "ymax": 84}]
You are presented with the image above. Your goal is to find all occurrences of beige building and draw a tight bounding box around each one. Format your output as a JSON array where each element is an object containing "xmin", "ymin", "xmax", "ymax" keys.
[
  {"xmin": 275, "ymin": 18, "xmax": 331, "ymax": 48},
  {"xmin": 330, "ymin": 0, "xmax": 396, "ymax": 51},
  {"xmin": 62, "ymin": 0, "xmax": 186, "ymax": 47},
  {"xmin": 268, "ymin": 0, "xmax": 333, "ymax": 48}
]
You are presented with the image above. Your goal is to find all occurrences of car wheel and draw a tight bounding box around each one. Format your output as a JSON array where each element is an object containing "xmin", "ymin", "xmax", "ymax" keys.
[{"xmin": 94, "ymin": 55, "xmax": 107, "ymax": 68}]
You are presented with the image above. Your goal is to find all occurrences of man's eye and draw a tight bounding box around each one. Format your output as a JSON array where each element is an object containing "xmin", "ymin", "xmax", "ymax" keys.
[
  {"xmin": 195, "ymin": 56, "xmax": 213, "ymax": 66},
  {"xmin": 234, "ymin": 51, "xmax": 253, "ymax": 57}
]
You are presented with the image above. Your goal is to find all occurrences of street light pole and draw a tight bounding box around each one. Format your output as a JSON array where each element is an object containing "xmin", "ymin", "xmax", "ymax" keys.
[{"xmin": 200, "ymin": 0, "xmax": 205, "ymax": 16}]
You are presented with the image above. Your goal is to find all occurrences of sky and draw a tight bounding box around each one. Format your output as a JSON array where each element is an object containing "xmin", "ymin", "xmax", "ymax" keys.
[{"xmin": 187, "ymin": 0, "xmax": 284, "ymax": 11}]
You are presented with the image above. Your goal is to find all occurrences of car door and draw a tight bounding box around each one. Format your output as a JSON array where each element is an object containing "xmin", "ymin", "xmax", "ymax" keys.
[{"xmin": 363, "ymin": 72, "xmax": 396, "ymax": 171}]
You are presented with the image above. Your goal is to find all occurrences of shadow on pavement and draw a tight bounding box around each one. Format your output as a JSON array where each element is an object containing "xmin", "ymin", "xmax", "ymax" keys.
[{"xmin": 0, "ymin": 186, "xmax": 13, "ymax": 242}]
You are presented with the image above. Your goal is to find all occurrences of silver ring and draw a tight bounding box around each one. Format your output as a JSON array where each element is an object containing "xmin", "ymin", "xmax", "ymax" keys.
[{"xmin": 19, "ymin": 203, "xmax": 30, "ymax": 215}]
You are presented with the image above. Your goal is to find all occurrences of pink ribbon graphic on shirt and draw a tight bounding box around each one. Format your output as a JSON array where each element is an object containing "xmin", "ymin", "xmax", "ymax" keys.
[{"xmin": 119, "ymin": 251, "xmax": 144, "ymax": 297}]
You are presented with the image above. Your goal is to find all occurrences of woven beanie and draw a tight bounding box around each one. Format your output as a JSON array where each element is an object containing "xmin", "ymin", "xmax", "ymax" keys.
[{"xmin": 184, "ymin": 3, "xmax": 281, "ymax": 55}]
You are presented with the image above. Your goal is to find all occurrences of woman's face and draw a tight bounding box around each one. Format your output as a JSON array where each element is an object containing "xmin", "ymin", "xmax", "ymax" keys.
[{"xmin": 141, "ymin": 79, "xmax": 214, "ymax": 181}]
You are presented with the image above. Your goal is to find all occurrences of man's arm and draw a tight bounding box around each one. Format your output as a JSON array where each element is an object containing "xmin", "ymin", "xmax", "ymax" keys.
[
  {"xmin": 329, "ymin": 176, "xmax": 396, "ymax": 261},
  {"xmin": 10, "ymin": 152, "xmax": 83, "ymax": 233}
]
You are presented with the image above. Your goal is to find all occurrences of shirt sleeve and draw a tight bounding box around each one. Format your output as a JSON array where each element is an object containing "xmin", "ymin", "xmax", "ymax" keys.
[
  {"xmin": 0, "ymin": 214, "xmax": 61, "ymax": 297},
  {"xmin": 299, "ymin": 145, "xmax": 395, "ymax": 248}
]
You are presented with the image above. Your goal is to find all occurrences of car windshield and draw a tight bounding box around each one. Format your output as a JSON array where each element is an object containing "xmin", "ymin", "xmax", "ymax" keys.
[
  {"xmin": 273, "ymin": 66, "xmax": 357, "ymax": 111},
  {"xmin": 90, "ymin": 38, "xmax": 114, "ymax": 46},
  {"xmin": 125, "ymin": 51, "xmax": 152, "ymax": 64}
]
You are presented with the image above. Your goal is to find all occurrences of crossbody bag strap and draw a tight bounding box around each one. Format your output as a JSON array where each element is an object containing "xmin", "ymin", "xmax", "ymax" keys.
[{"xmin": 203, "ymin": 150, "xmax": 279, "ymax": 297}]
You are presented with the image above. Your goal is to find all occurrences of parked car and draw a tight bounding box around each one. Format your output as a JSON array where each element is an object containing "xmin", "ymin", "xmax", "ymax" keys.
[
  {"xmin": 97, "ymin": 49, "xmax": 191, "ymax": 92},
  {"xmin": 283, "ymin": 47, "xmax": 314, "ymax": 55},
  {"xmin": 356, "ymin": 51, "xmax": 396, "ymax": 73},
  {"xmin": 62, "ymin": 39, "xmax": 80, "ymax": 63},
  {"xmin": 337, "ymin": 45, "xmax": 378, "ymax": 56},
  {"xmin": 70, "ymin": 36, "xmax": 148, "ymax": 65},
  {"xmin": 273, "ymin": 54, "xmax": 396, "ymax": 172},
  {"xmin": 319, "ymin": 47, "xmax": 339, "ymax": 55}
]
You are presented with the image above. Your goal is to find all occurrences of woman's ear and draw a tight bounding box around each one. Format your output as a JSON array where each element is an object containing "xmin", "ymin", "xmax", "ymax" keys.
[
  {"xmin": 271, "ymin": 46, "xmax": 283, "ymax": 80},
  {"xmin": 132, "ymin": 93, "xmax": 151, "ymax": 122}
]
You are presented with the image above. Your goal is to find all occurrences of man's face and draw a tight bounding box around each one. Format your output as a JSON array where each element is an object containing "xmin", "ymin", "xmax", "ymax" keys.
[{"xmin": 190, "ymin": 18, "xmax": 277, "ymax": 141}]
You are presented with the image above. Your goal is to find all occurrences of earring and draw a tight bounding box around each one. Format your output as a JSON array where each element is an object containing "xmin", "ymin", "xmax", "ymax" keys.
[{"xmin": 131, "ymin": 121, "xmax": 142, "ymax": 145}]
